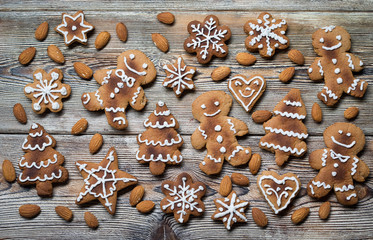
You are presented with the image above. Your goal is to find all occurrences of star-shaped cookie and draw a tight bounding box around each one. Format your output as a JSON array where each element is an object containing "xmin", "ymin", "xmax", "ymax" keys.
[{"xmin": 76, "ymin": 147, "xmax": 137, "ymax": 215}]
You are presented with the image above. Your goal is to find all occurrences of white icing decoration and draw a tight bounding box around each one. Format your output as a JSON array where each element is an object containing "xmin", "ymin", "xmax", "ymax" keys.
[
  {"xmin": 113, "ymin": 117, "xmax": 126, "ymax": 125},
  {"xmin": 154, "ymin": 109, "xmax": 170, "ymax": 116},
  {"xmin": 351, "ymin": 157, "xmax": 359, "ymax": 176},
  {"xmin": 144, "ymin": 118, "xmax": 176, "ymax": 129},
  {"xmin": 336, "ymin": 35, "xmax": 341, "ymax": 40},
  {"xmin": 338, "ymin": 130, "xmax": 343, "ymax": 134},
  {"xmin": 214, "ymin": 125, "xmax": 222, "ymax": 132},
  {"xmin": 204, "ymin": 109, "xmax": 221, "ymax": 117},
  {"xmin": 19, "ymin": 154, "xmax": 58, "ymax": 169},
  {"xmin": 201, "ymin": 104, "xmax": 206, "ymax": 109},
  {"xmin": 55, "ymin": 12, "xmax": 93, "ymax": 44},
  {"xmin": 331, "ymin": 136, "xmax": 356, "ymax": 148},
  {"xmin": 310, "ymin": 180, "xmax": 331, "ymax": 195},
  {"xmin": 138, "ymin": 133, "xmax": 182, "ymax": 147},
  {"xmin": 334, "ymin": 163, "xmax": 339, "ymax": 168},
  {"xmin": 101, "ymin": 70, "xmax": 112, "ymax": 85},
  {"xmin": 317, "ymin": 60, "xmax": 324, "ymax": 76},
  {"xmin": 321, "ymin": 149, "xmax": 328, "ymax": 167},
  {"xmin": 163, "ymin": 57, "xmax": 195, "ymax": 95},
  {"xmin": 332, "ymin": 58, "xmax": 337, "ymax": 64},
  {"xmin": 115, "ymin": 69, "xmax": 135, "ymax": 88},
  {"xmin": 335, "ymin": 68, "xmax": 341, "ymax": 74},
  {"xmin": 198, "ymin": 126, "xmax": 208, "ymax": 139},
  {"xmin": 347, "ymin": 79, "xmax": 365, "ymax": 94},
  {"xmin": 249, "ymin": 31, "xmax": 254, "ymax": 35},
  {"xmin": 82, "ymin": 93, "xmax": 90, "ymax": 105},
  {"xmin": 335, "ymin": 184, "xmax": 354, "ymax": 192},
  {"xmin": 142, "ymin": 63, "xmax": 148, "ymax": 69},
  {"xmin": 22, "ymin": 135, "xmax": 53, "ymax": 151},
  {"xmin": 308, "ymin": 68, "xmax": 313, "ymax": 73},
  {"xmin": 346, "ymin": 193, "xmax": 357, "ymax": 200},
  {"xmin": 283, "ymin": 100, "xmax": 302, "ymax": 107},
  {"xmin": 105, "ymin": 107, "xmax": 125, "ymax": 113},
  {"xmin": 264, "ymin": 127, "xmax": 308, "ymax": 139},
  {"xmin": 214, "ymin": 101, "xmax": 220, "ymax": 106},
  {"xmin": 207, "ymin": 154, "xmax": 222, "ymax": 163},
  {"xmin": 31, "ymin": 123, "xmax": 38, "ymax": 129},
  {"xmin": 323, "ymin": 86, "xmax": 338, "ymax": 100},
  {"xmin": 273, "ymin": 110, "xmax": 305, "ymax": 120},
  {"xmin": 129, "ymin": 54, "xmax": 135, "ymax": 60},
  {"xmin": 330, "ymin": 149, "xmax": 350, "ymax": 162},
  {"xmin": 29, "ymin": 130, "xmax": 43, "ymax": 137},
  {"xmin": 322, "ymin": 42, "xmax": 342, "ymax": 51},
  {"xmin": 136, "ymin": 150, "xmax": 182, "ymax": 163},
  {"xmin": 319, "ymin": 38, "xmax": 324, "ymax": 43},
  {"xmin": 131, "ymin": 87, "xmax": 142, "ymax": 105},
  {"xmin": 337, "ymin": 78, "xmax": 343, "ymax": 84},
  {"xmin": 158, "ymin": 101, "xmax": 164, "ymax": 107},
  {"xmin": 227, "ymin": 119, "xmax": 236, "ymax": 134},
  {"xmin": 19, "ymin": 170, "xmax": 63, "ymax": 183},
  {"xmin": 258, "ymin": 44, "xmax": 263, "ymax": 49},
  {"xmin": 220, "ymin": 147, "xmax": 226, "ymax": 153},
  {"xmin": 322, "ymin": 25, "xmax": 335, "ymax": 32},
  {"xmin": 227, "ymin": 146, "xmax": 244, "ymax": 161},
  {"xmin": 71, "ymin": 25, "xmax": 77, "ymax": 31},
  {"xmin": 216, "ymin": 135, "xmax": 223, "ymax": 143},
  {"xmin": 359, "ymin": 60, "xmax": 363, "ymax": 66},
  {"xmin": 332, "ymin": 171, "xmax": 337, "ymax": 176},
  {"xmin": 260, "ymin": 142, "xmax": 305, "ymax": 155},
  {"xmin": 95, "ymin": 90, "xmax": 103, "ymax": 106}
]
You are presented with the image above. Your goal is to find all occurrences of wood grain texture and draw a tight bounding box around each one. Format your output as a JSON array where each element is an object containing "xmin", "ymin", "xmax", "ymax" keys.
[{"xmin": 0, "ymin": 1, "xmax": 372, "ymax": 239}]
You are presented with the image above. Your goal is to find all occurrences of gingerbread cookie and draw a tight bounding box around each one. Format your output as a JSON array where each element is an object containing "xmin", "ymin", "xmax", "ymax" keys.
[
  {"xmin": 160, "ymin": 172, "xmax": 206, "ymax": 223},
  {"xmin": 211, "ymin": 190, "xmax": 249, "ymax": 230},
  {"xmin": 244, "ymin": 12, "xmax": 289, "ymax": 58},
  {"xmin": 163, "ymin": 56, "xmax": 196, "ymax": 97},
  {"xmin": 259, "ymin": 89, "xmax": 308, "ymax": 166},
  {"xmin": 258, "ymin": 171, "xmax": 301, "ymax": 214},
  {"xmin": 191, "ymin": 91, "xmax": 252, "ymax": 175},
  {"xmin": 308, "ymin": 26, "xmax": 367, "ymax": 106},
  {"xmin": 81, "ymin": 50, "xmax": 156, "ymax": 130},
  {"xmin": 76, "ymin": 147, "xmax": 137, "ymax": 215},
  {"xmin": 18, "ymin": 123, "xmax": 68, "ymax": 197},
  {"xmin": 24, "ymin": 68, "xmax": 71, "ymax": 114},
  {"xmin": 55, "ymin": 10, "xmax": 94, "ymax": 46},
  {"xmin": 228, "ymin": 74, "xmax": 266, "ymax": 112},
  {"xmin": 307, "ymin": 122, "xmax": 369, "ymax": 205},
  {"xmin": 184, "ymin": 15, "xmax": 231, "ymax": 64}
]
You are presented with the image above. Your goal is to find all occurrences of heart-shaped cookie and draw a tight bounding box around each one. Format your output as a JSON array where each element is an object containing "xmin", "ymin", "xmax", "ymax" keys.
[
  {"xmin": 228, "ymin": 74, "xmax": 266, "ymax": 112},
  {"xmin": 257, "ymin": 171, "xmax": 301, "ymax": 214}
]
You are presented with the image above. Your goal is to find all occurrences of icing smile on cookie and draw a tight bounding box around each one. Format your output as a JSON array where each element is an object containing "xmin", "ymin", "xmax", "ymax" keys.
[
  {"xmin": 331, "ymin": 131, "xmax": 356, "ymax": 148},
  {"xmin": 203, "ymin": 109, "xmax": 221, "ymax": 117},
  {"xmin": 322, "ymin": 42, "xmax": 342, "ymax": 51},
  {"xmin": 239, "ymin": 88, "xmax": 255, "ymax": 98}
]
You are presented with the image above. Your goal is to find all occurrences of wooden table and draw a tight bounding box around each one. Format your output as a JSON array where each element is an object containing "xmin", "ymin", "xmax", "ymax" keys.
[{"xmin": 0, "ymin": 1, "xmax": 372, "ymax": 239}]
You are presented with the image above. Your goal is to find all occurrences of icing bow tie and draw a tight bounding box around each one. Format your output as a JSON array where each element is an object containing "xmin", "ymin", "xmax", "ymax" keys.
[
  {"xmin": 330, "ymin": 149, "xmax": 350, "ymax": 162},
  {"xmin": 115, "ymin": 69, "xmax": 135, "ymax": 88}
]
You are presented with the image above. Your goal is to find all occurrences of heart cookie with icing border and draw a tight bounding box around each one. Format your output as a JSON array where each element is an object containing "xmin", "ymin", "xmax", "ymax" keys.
[{"xmin": 228, "ymin": 74, "xmax": 266, "ymax": 112}]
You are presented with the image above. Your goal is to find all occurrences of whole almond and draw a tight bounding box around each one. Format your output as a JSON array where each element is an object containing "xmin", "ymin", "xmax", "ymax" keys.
[
  {"xmin": 319, "ymin": 201, "xmax": 331, "ymax": 220},
  {"xmin": 312, "ymin": 102, "xmax": 323, "ymax": 123},
  {"xmin": 18, "ymin": 47, "xmax": 36, "ymax": 65},
  {"xmin": 249, "ymin": 153, "xmax": 261, "ymax": 175},
  {"xmin": 231, "ymin": 173, "xmax": 249, "ymax": 186},
  {"xmin": 279, "ymin": 67, "xmax": 295, "ymax": 83},
  {"xmin": 116, "ymin": 22, "xmax": 128, "ymax": 42},
  {"xmin": 19, "ymin": 204, "xmax": 41, "ymax": 218},
  {"xmin": 95, "ymin": 31, "xmax": 111, "ymax": 50},
  {"xmin": 130, "ymin": 185, "xmax": 145, "ymax": 207},
  {"xmin": 71, "ymin": 118, "xmax": 88, "ymax": 135},
  {"xmin": 2, "ymin": 159, "xmax": 16, "ymax": 182},
  {"xmin": 136, "ymin": 200, "xmax": 155, "ymax": 213},
  {"xmin": 344, "ymin": 107, "xmax": 359, "ymax": 120},
  {"xmin": 157, "ymin": 12, "xmax": 175, "ymax": 25},
  {"xmin": 211, "ymin": 66, "xmax": 231, "ymax": 81},
  {"xmin": 252, "ymin": 110, "xmax": 272, "ymax": 124},
  {"xmin": 288, "ymin": 49, "xmax": 305, "ymax": 65},
  {"xmin": 89, "ymin": 133, "xmax": 103, "ymax": 154},
  {"xmin": 252, "ymin": 208, "xmax": 268, "ymax": 227},
  {"xmin": 236, "ymin": 52, "xmax": 256, "ymax": 66},
  {"xmin": 13, "ymin": 103, "xmax": 27, "ymax": 124},
  {"xmin": 47, "ymin": 45, "xmax": 65, "ymax": 64},
  {"xmin": 219, "ymin": 175, "xmax": 232, "ymax": 197},
  {"xmin": 291, "ymin": 207, "xmax": 310, "ymax": 224},
  {"xmin": 74, "ymin": 62, "xmax": 93, "ymax": 80},
  {"xmin": 55, "ymin": 206, "xmax": 73, "ymax": 222},
  {"xmin": 151, "ymin": 33, "xmax": 169, "ymax": 53},
  {"xmin": 84, "ymin": 211, "xmax": 98, "ymax": 229},
  {"xmin": 35, "ymin": 21, "xmax": 49, "ymax": 41}
]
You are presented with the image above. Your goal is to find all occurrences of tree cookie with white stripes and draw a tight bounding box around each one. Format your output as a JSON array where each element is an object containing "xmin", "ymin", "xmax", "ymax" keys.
[{"xmin": 307, "ymin": 122, "xmax": 369, "ymax": 205}]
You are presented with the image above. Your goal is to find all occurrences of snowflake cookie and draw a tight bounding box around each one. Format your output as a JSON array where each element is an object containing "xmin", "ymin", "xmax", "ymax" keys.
[
  {"xmin": 160, "ymin": 172, "xmax": 206, "ymax": 223},
  {"xmin": 55, "ymin": 10, "xmax": 94, "ymax": 46},
  {"xmin": 76, "ymin": 147, "xmax": 137, "ymax": 215},
  {"xmin": 163, "ymin": 56, "xmax": 196, "ymax": 97},
  {"xmin": 184, "ymin": 15, "xmax": 231, "ymax": 64},
  {"xmin": 244, "ymin": 12, "xmax": 289, "ymax": 58},
  {"xmin": 24, "ymin": 68, "xmax": 71, "ymax": 114}
]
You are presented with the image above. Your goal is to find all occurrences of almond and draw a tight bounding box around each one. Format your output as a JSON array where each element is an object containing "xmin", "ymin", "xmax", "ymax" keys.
[
  {"xmin": 130, "ymin": 185, "xmax": 145, "ymax": 207},
  {"xmin": 55, "ymin": 206, "xmax": 73, "ymax": 222},
  {"xmin": 231, "ymin": 173, "xmax": 249, "ymax": 186},
  {"xmin": 95, "ymin": 31, "xmax": 111, "ymax": 50},
  {"xmin": 136, "ymin": 200, "xmax": 155, "ymax": 213},
  {"xmin": 279, "ymin": 67, "xmax": 295, "ymax": 83},
  {"xmin": 116, "ymin": 22, "xmax": 128, "ymax": 42},
  {"xmin": 157, "ymin": 12, "xmax": 175, "ymax": 25},
  {"xmin": 312, "ymin": 102, "xmax": 322, "ymax": 123},
  {"xmin": 47, "ymin": 45, "xmax": 65, "ymax": 64},
  {"xmin": 211, "ymin": 66, "xmax": 231, "ymax": 81},
  {"xmin": 19, "ymin": 204, "xmax": 41, "ymax": 218},
  {"xmin": 344, "ymin": 106, "xmax": 359, "ymax": 120},
  {"xmin": 236, "ymin": 52, "xmax": 256, "ymax": 66},
  {"xmin": 288, "ymin": 49, "xmax": 305, "ymax": 65},
  {"xmin": 89, "ymin": 133, "xmax": 103, "ymax": 154},
  {"xmin": 84, "ymin": 211, "xmax": 99, "ymax": 229},
  {"xmin": 74, "ymin": 62, "xmax": 93, "ymax": 80},
  {"xmin": 319, "ymin": 201, "xmax": 331, "ymax": 220},
  {"xmin": 18, "ymin": 47, "xmax": 36, "ymax": 65},
  {"xmin": 2, "ymin": 159, "xmax": 16, "ymax": 182},
  {"xmin": 252, "ymin": 110, "xmax": 272, "ymax": 124},
  {"xmin": 151, "ymin": 33, "xmax": 169, "ymax": 53},
  {"xmin": 252, "ymin": 208, "xmax": 268, "ymax": 227},
  {"xmin": 35, "ymin": 21, "xmax": 48, "ymax": 41},
  {"xmin": 219, "ymin": 175, "xmax": 232, "ymax": 197},
  {"xmin": 71, "ymin": 118, "xmax": 88, "ymax": 135},
  {"xmin": 13, "ymin": 103, "xmax": 27, "ymax": 124},
  {"xmin": 291, "ymin": 207, "xmax": 310, "ymax": 224},
  {"xmin": 249, "ymin": 153, "xmax": 261, "ymax": 175}
]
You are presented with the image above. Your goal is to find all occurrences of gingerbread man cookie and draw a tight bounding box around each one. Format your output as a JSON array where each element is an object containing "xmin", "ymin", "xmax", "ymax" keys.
[
  {"xmin": 308, "ymin": 26, "xmax": 367, "ymax": 106},
  {"xmin": 191, "ymin": 91, "xmax": 252, "ymax": 175},
  {"xmin": 81, "ymin": 50, "xmax": 156, "ymax": 130},
  {"xmin": 307, "ymin": 122, "xmax": 369, "ymax": 205}
]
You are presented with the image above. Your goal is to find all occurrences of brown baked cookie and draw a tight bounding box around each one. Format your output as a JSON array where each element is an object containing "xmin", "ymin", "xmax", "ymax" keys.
[
  {"xmin": 184, "ymin": 15, "xmax": 231, "ymax": 64},
  {"xmin": 18, "ymin": 123, "xmax": 68, "ymax": 197},
  {"xmin": 76, "ymin": 147, "xmax": 137, "ymax": 215},
  {"xmin": 307, "ymin": 122, "xmax": 369, "ymax": 205},
  {"xmin": 191, "ymin": 91, "xmax": 252, "ymax": 175},
  {"xmin": 24, "ymin": 68, "xmax": 71, "ymax": 114},
  {"xmin": 160, "ymin": 172, "xmax": 206, "ymax": 223},
  {"xmin": 81, "ymin": 50, "xmax": 156, "ymax": 130},
  {"xmin": 308, "ymin": 26, "xmax": 367, "ymax": 106}
]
